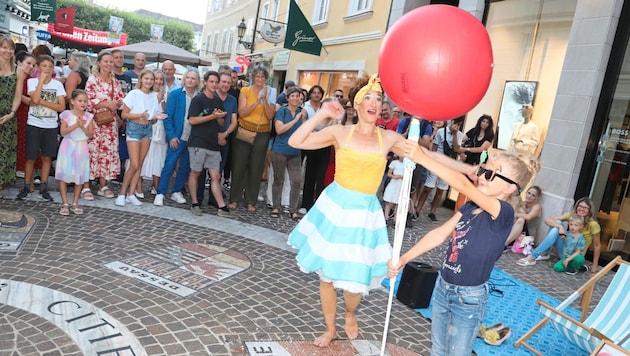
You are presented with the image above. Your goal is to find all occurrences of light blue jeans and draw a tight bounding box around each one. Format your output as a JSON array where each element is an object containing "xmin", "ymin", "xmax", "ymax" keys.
[
  {"xmin": 530, "ymin": 223, "xmax": 565, "ymax": 259},
  {"xmin": 431, "ymin": 275, "xmax": 489, "ymax": 356}
]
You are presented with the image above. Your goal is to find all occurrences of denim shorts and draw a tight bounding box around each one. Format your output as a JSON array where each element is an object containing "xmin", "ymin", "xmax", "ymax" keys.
[
  {"xmin": 430, "ymin": 275, "xmax": 489, "ymax": 356},
  {"xmin": 126, "ymin": 121, "xmax": 152, "ymax": 142}
]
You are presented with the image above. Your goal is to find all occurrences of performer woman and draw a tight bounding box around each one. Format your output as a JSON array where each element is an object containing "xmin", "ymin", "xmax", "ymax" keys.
[{"xmin": 288, "ymin": 75, "xmax": 405, "ymax": 347}]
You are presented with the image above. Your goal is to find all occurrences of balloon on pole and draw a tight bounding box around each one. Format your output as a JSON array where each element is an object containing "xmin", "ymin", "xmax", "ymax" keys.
[{"xmin": 378, "ymin": 5, "xmax": 494, "ymax": 121}]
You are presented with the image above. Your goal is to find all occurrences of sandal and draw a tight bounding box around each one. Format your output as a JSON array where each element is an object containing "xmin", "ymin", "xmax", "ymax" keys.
[
  {"xmin": 270, "ymin": 209, "xmax": 280, "ymax": 218},
  {"xmin": 516, "ymin": 258, "xmax": 536, "ymax": 267},
  {"xmin": 70, "ymin": 204, "xmax": 84, "ymax": 215},
  {"xmin": 81, "ymin": 188, "xmax": 95, "ymax": 201},
  {"xmin": 290, "ymin": 213, "xmax": 302, "ymax": 222},
  {"xmin": 59, "ymin": 203, "xmax": 70, "ymax": 216},
  {"xmin": 97, "ymin": 186, "xmax": 115, "ymax": 198},
  {"xmin": 247, "ymin": 204, "xmax": 256, "ymax": 213},
  {"xmin": 484, "ymin": 326, "xmax": 511, "ymax": 346}
]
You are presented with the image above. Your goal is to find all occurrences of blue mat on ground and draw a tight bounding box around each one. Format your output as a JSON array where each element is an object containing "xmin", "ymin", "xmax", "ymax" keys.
[{"xmin": 382, "ymin": 267, "xmax": 588, "ymax": 355}]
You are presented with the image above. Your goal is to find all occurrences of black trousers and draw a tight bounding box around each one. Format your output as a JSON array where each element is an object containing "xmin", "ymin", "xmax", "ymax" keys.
[{"xmin": 301, "ymin": 146, "xmax": 331, "ymax": 210}]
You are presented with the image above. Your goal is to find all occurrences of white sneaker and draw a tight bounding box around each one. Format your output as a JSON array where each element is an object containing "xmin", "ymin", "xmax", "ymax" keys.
[
  {"xmin": 115, "ymin": 195, "xmax": 126, "ymax": 206},
  {"xmin": 135, "ymin": 192, "xmax": 145, "ymax": 199},
  {"xmin": 298, "ymin": 208, "xmax": 308, "ymax": 215},
  {"xmin": 170, "ymin": 192, "xmax": 186, "ymax": 204},
  {"xmin": 150, "ymin": 186, "xmax": 157, "ymax": 195},
  {"xmin": 126, "ymin": 195, "xmax": 143, "ymax": 206},
  {"xmin": 153, "ymin": 194, "xmax": 164, "ymax": 206}
]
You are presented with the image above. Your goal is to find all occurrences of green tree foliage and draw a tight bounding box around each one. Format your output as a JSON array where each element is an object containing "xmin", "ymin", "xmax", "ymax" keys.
[{"xmin": 54, "ymin": 0, "xmax": 194, "ymax": 51}]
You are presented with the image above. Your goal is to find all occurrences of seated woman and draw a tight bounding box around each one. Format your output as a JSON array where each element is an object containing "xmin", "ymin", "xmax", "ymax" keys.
[
  {"xmin": 516, "ymin": 197, "xmax": 601, "ymax": 272},
  {"xmin": 505, "ymin": 186, "xmax": 542, "ymax": 247}
]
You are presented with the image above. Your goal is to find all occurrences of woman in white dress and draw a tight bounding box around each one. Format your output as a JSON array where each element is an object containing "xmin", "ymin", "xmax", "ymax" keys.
[{"xmin": 141, "ymin": 70, "xmax": 167, "ymax": 195}]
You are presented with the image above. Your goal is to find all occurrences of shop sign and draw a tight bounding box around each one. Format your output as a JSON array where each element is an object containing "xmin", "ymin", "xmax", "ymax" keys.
[
  {"xmin": 31, "ymin": 0, "xmax": 56, "ymax": 23},
  {"xmin": 274, "ymin": 50, "xmax": 290, "ymax": 66},
  {"xmin": 46, "ymin": 23, "xmax": 128, "ymax": 46},
  {"xmin": 36, "ymin": 30, "xmax": 51, "ymax": 41},
  {"xmin": 260, "ymin": 22, "xmax": 286, "ymax": 44}
]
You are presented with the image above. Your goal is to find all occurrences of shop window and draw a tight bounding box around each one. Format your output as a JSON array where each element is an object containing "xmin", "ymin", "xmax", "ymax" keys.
[
  {"xmin": 465, "ymin": 0, "xmax": 577, "ymax": 163},
  {"xmin": 298, "ymin": 71, "xmax": 358, "ymax": 100}
]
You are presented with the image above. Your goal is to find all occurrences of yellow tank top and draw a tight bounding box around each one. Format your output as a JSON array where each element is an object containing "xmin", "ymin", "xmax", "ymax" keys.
[
  {"xmin": 334, "ymin": 127, "xmax": 386, "ymax": 194},
  {"xmin": 239, "ymin": 86, "xmax": 271, "ymax": 132}
]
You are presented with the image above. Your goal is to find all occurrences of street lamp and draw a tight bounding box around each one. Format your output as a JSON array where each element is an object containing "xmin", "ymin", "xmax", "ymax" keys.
[{"xmin": 237, "ymin": 17, "xmax": 253, "ymax": 50}]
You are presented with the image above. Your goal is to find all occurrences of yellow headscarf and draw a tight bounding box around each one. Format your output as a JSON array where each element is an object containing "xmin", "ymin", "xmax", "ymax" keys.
[{"xmin": 354, "ymin": 74, "xmax": 383, "ymax": 105}]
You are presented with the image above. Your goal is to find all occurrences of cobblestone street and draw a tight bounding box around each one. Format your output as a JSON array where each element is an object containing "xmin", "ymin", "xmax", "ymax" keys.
[{"xmin": 0, "ymin": 183, "xmax": 610, "ymax": 355}]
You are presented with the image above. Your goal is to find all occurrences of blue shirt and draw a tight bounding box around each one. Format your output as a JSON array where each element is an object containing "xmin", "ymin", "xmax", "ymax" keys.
[
  {"xmin": 271, "ymin": 106, "xmax": 303, "ymax": 156},
  {"xmin": 563, "ymin": 233, "xmax": 586, "ymax": 258},
  {"xmin": 216, "ymin": 92, "xmax": 237, "ymax": 133},
  {"xmin": 441, "ymin": 200, "xmax": 514, "ymax": 286}
]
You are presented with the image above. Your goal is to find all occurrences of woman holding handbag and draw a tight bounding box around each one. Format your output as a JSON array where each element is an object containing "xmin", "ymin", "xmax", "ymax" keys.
[
  {"xmin": 229, "ymin": 65, "xmax": 276, "ymax": 212},
  {"xmin": 82, "ymin": 50, "xmax": 124, "ymax": 199}
]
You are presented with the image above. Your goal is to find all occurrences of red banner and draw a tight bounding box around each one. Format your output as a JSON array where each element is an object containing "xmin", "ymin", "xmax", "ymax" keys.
[
  {"xmin": 47, "ymin": 23, "xmax": 128, "ymax": 47},
  {"xmin": 55, "ymin": 6, "xmax": 75, "ymax": 34}
]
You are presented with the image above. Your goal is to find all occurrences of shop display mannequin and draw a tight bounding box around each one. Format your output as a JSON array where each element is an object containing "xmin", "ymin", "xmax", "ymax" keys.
[{"xmin": 509, "ymin": 105, "xmax": 539, "ymax": 156}]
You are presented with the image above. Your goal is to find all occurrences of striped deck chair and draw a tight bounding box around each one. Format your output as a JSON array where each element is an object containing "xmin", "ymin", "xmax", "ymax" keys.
[{"xmin": 514, "ymin": 256, "xmax": 630, "ymax": 355}]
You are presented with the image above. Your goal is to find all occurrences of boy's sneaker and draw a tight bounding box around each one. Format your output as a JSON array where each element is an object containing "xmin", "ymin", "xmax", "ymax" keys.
[
  {"xmin": 578, "ymin": 265, "xmax": 589, "ymax": 273},
  {"xmin": 16, "ymin": 187, "xmax": 30, "ymax": 200},
  {"xmin": 171, "ymin": 192, "xmax": 186, "ymax": 204},
  {"xmin": 191, "ymin": 205, "xmax": 202, "ymax": 216},
  {"xmin": 153, "ymin": 194, "xmax": 164, "ymax": 206},
  {"xmin": 115, "ymin": 195, "xmax": 126, "ymax": 206},
  {"xmin": 125, "ymin": 195, "xmax": 143, "ymax": 206},
  {"xmin": 39, "ymin": 190, "xmax": 54, "ymax": 202},
  {"xmin": 217, "ymin": 208, "xmax": 235, "ymax": 218},
  {"xmin": 565, "ymin": 267, "xmax": 577, "ymax": 275}
]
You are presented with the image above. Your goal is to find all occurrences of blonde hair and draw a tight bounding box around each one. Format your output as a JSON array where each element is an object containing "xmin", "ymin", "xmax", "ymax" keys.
[
  {"xmin": 569, "ymin": 213, "xmax": 585, "ymax": 226},
  {"xmin": 499, "ymin": 153, "xmax": 539, "ymax": 191},
  {"xmin": 0, "ymin": 36, "xmax": 16, "ymax": 72},
  {"xmin": 135, "ymin": 68, "xmax": 155, "ymax": 90},
  {"xmin": 70, "ymin": 51, "xmax": 91, "ymax": 78},
  {"xmin": 92, "ymin": 50, "xmax": 113, "ymax": 77}
]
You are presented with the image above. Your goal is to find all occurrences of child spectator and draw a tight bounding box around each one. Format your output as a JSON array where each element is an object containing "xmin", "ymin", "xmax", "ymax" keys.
[
  {"xmin": 383, "ymin": 154, "xmax": 404, "ymax": 223},
  {"xmin": 553, "ymin": 214, "xmax": 586, "ymax": 275},
  {"xmin": 17, "ymin": 54, "xmax": 66, "ymax": 201},
  {"xmin": 55, "ymin": 89, "xmax": 94, "ymax": 215}
]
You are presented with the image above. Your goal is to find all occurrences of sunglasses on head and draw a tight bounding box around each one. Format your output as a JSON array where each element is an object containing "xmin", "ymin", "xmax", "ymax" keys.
[{"xmin": 476, "ymin": 166, "xmax": 522, "ymax": 194}]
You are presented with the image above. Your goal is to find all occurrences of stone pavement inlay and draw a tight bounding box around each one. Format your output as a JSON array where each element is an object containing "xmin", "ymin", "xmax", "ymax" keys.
[{"xmin": 0, "ymin": 185, "xmax": 613, "ymax": 355}]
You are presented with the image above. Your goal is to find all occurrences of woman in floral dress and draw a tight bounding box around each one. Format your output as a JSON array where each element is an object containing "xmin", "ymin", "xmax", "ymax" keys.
[
  {"xmin": 0, "ymin": 36, "xmax": 25, "ymax": 199},
  {"xmin": 82, "ymin": 50, "xmax": 124, "ymax": 199}
]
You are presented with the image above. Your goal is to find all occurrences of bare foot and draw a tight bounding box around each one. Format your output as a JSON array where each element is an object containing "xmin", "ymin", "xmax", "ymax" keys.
[
  {"xmin": 228, "ymin": 202, "xmax": 237, "ymax": 210},
  {"xmin": 313, "ymin": 331, "xmax": 336, "ymax": 347},
  {"xmin": 344, "ymin": 312, "xmax": 359, "ymax": 339}
]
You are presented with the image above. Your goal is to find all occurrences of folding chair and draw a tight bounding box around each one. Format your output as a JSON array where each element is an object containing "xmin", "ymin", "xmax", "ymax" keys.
[{"xmin": 514, "ymin": 256, "xmax": 630, "ymax": 355}]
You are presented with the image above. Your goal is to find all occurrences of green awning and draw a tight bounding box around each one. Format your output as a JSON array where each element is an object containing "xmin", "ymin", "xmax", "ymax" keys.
[{"xmin": 283, "ymin": 1, "xmax": 322, "ymax": 56}]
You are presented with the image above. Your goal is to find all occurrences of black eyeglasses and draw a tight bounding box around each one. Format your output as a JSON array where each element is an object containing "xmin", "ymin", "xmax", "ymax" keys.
[{"xmin": 476, "ymin": 166, "xmax": 522, "ymax": 194}]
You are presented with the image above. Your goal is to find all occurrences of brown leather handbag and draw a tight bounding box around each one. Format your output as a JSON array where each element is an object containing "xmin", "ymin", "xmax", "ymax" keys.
[{"xmin": 94, "ymin": 79, "xmax": 115, "ymax": 125}]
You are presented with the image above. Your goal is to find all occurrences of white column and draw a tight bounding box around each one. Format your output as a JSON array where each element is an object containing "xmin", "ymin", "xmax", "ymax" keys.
[{"xmin": 535, "ymin": 0, "xmax": 623, "ymax": 238}]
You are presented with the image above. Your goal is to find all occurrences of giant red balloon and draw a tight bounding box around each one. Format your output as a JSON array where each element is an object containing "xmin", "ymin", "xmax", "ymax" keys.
[{"xmin": 379, "ymin": 5, "xmax": 493, "ymax": 121}]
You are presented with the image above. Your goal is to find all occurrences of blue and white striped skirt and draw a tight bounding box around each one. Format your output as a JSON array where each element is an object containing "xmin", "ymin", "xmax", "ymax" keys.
[{"xmin": 288, "ymin": 182, "xmax": 392, "ymax": 295}]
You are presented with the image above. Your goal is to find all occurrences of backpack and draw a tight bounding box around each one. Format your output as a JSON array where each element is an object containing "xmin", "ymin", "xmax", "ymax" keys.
[{"xmin": 442, "ymin": 126, "xmax": 458, "ymax": 159}]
